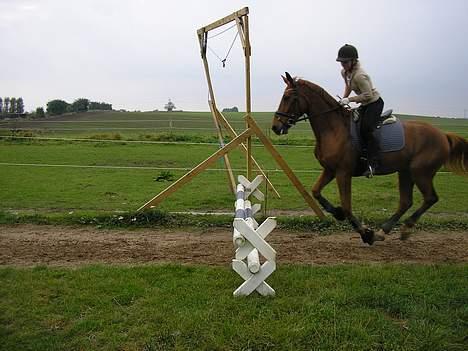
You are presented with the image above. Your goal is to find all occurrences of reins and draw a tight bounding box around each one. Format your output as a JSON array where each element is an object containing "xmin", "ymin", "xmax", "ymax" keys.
[{"xmin": 274, "ymin": 105, "xmax": 342, "ymax": 127}]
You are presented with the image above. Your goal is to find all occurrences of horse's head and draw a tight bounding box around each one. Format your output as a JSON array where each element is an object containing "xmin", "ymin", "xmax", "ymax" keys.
[{"xmin": 272, "ymin": 72, "xmax": 309, "ymax": 135}]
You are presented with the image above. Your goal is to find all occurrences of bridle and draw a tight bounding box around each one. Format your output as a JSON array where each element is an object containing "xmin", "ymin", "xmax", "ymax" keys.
[{"xmin": 274, "ymin": 88, "xmax": 342, "ymax": 129}]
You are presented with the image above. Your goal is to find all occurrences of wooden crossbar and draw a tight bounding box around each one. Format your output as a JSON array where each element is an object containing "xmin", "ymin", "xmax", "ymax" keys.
[{"xmin": 196, "ymin": 7, "xmax": 248, "ymax": 35}]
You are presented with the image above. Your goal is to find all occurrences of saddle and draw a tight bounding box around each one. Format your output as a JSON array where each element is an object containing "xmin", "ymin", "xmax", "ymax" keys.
[
  {"xmin": 350, "ymin": 109, "xmax": 405, "ymax": 153},
  {"xmin": 350, "ymin": 109, "xmax": 405, "ymax": 176}
]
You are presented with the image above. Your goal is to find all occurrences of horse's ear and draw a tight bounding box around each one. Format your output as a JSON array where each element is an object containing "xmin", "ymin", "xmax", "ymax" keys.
[
  {"xmin": 281, "ymin": 74, "xmax": 289, "ymax": 85},
  {"xmin": 285, "ymin": 72, "xmax": 295, "ymax": 87}
]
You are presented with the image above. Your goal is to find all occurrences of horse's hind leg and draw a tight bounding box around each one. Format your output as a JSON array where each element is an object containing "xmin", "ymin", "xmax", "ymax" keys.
[
  {"xmin": 379, "ymin": 170, "xmax": 414, "ymax": 234},
  {"xmin": 312, "ymin": 169, "xmax": 345, "ymax": 220},
  {"xmin": 401, "ymin": 169, "xmax": 439, "ymax": 237}
]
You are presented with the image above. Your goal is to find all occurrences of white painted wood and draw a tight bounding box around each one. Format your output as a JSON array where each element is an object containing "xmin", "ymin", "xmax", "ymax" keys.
[
  {"xmin": 232, "ymin": 260, "xmax": 274, "ymax": 296},
  {"xmin": 232, "ymin": 176, "xmax": 276, "ymax": 297},
  {"xmin": 256, "ymin": 217, "xmax": 277, "ymax": 237},
  {"xmin": 233, "ymin": 261, "xmax": 276, "ymax": 296},
  {"xmin": 233, "ymin": 219, "xmax": 276, "ymax": 262},
  {"xmin": 233, "ymin": 228, "xmax": 245, "ymax": 247},
  {"xmin": 251, "ymin": 203, "xmax": 261, "ymax": 215},
  {"xmin": 238, "ymin": 175, "xmax": 263, "ymax": 192},
  {"xmin": 235, "ymin": 217, "xmax": 276, "ymax": 260},
  {"xmin": 247, "ymin": 248, "xmax": 260, "ymax": 273},
  {"xmin": 235, "ymin": 241, "xmax": 254, "ymax": 261},
  {"xmin": 238, "ymin": 175, "xmax": 265, "ymax": 201}
]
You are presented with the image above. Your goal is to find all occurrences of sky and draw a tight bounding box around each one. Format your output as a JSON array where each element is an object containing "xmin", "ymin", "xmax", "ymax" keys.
[{"xmin": 2, "ymin": 0, "xmax": 468, "ymax": 117}]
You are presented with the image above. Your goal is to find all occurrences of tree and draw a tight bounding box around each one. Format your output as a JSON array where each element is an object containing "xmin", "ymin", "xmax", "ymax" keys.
[
  {"xmin": 0, "ymin": 97, "xmax": 3, "ymax": 114},
  {"xmin": 4, "ymin": 97, "xmax": 10, "ymax": 114},
  {"xmin": 164, "ymin": 99, "xmax": 176, "ymax": 112},
  {"xmin": 72, "ymin": 98, "xmax": 89, "ymax": 113},
  {"xmin": 36, "ymin": 107, "xmax": 45, "ymax": 118},
  {"xmin": 10, "ymin": 97, "xmax": 16, "ymax": 113},
  {"xmin": 16, "ymin": 97, "xmax": 24, "ymax": 114},
  {"xmin": 222, "ymin": 106, "xmax": 239, "ymax": 112},
  {"xmin": 47, "ymin": 99, "xmax": 69, "ymax": 116},
  {"xmin": 89, "ymin": 101, "xmax": 112, "ymax": 110}
]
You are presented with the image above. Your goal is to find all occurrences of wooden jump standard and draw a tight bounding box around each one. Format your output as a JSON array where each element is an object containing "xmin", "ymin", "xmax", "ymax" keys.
[{"xmin": 137, "ymin": 7, "xmax": 324, "ymax": 219}]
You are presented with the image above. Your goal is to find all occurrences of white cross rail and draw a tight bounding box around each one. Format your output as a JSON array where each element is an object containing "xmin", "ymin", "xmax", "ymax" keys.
[{"xmin": 232, "ymin": 175, "xmax": 277, "ymax": 296}]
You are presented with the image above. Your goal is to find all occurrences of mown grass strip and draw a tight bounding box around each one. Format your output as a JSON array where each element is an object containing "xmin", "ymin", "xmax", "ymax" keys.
[
  {"xmin": 0, "ymin": 264, "xmax": 466, "ymax": 351},
  {"xmin": 1, "ymin": 209, "xmax": 468, "ymax": 233}
]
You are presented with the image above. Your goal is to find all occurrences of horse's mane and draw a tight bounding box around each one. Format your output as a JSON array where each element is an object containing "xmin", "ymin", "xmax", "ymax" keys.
[
  {"xmin": 295, "ymin": 78, "xmax": 340, "ymax": 108},
  {"xmin": 294, "ymin": 78, "xmax": 351, "ymax": 129}
]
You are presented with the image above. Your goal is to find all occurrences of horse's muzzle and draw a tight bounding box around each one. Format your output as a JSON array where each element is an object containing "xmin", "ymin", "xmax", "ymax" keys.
[{"xmin": 272, "ymin": 125, "xmax": 289, "ymax": 135}]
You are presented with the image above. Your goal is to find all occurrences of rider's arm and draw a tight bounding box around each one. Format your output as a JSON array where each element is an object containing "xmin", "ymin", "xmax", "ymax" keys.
[
  {"xmin": 343, "ymin": 84, "xmax": 351, "ymax": 98},
  {"xmin": 341, "ymin": 69, "xmax": 351, "ymax": 98},
  {"xmin": 348, "ymin": 73, "xmax": 373, "ymax": 103}
]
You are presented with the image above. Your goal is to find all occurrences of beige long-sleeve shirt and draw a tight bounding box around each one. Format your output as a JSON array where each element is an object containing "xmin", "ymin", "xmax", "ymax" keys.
[{"xmin": 341, "ymin": 62, "xmax": 380, "ymax": 105}]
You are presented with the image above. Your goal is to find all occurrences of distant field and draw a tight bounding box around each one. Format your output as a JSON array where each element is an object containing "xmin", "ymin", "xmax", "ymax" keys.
[
  {"xmin": 0, "ymin": 111, "xmax": 467, "ymax": 218},
  {"xmin": 1, "ymin": 110, "xmax": 468, "ymax": 140}
]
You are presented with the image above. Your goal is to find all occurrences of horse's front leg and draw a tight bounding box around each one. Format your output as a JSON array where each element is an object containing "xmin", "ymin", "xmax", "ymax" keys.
[
  {"xmin": 335, "ymin": 171, "xmax": 385, "ymax": 245},
  {"xmin": 312, "ymin": 168, "xmax": 345, "ymax": 220}
]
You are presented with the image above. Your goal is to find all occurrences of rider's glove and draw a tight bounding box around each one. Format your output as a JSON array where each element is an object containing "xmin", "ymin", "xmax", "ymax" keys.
[{"xmin": 339, "ymin": 98, "xmax": 350, "ymax": 106}]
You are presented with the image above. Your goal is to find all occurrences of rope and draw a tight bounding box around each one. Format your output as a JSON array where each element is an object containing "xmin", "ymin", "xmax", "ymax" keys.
[
  {"xmin": 207, "ymin": 23, "xmax": 237, "ymax": 39},
  {"xmin": 0, "ymin": 162, "xmax": 455, "ymax": 174},
  {"xmin": 207, "ymin": 28, "xmax": 239, "ymax": 67}
]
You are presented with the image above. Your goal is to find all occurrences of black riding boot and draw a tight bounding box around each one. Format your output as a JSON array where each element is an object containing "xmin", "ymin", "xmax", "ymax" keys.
[
  {"xmin": 363, "ymin": 135, "xmax": 380, "ymax": 178},
  {"xmin": 359, "ymin": 98, "xmax": 384, "ymax": 178}
]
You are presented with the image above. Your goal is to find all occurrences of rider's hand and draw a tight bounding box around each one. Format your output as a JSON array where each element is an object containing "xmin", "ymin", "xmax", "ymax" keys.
[{"xmin": 339, "ymin": 98, "xmax": 350, "ymax": 106}]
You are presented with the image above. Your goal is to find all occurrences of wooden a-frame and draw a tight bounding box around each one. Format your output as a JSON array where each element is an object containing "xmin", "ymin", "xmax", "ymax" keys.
[{"xmin": 137, "ymin": 7, "xmax": 324, "ymax": 219}]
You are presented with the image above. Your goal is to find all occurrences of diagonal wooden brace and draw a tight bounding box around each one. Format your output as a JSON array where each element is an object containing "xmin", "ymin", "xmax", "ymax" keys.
[
  {"xmin": 238, "ymin": 175, "xmax": 265, "ymax": 201},
  {"xmin": 232, "ymin": 260, "xmax": 276, "ymax": 296},
  {"xmin": 235, "ymin": 217, "xmax": 276, "ymax": 260}
]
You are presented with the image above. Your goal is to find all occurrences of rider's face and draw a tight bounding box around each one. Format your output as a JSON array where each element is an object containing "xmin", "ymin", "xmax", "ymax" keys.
[{"xmin": 341, "ymin": 60, "xmax": 353, "ymax": 71}]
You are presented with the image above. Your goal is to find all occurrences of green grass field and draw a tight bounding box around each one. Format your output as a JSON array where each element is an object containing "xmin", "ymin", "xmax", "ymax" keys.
[
  {"xmin": 0, "ymin": 111, "xmax": 467, "ymax": 221},
  {"xmin": 1, "ymin": 264, "xmax": 466, "ymax": 351}
]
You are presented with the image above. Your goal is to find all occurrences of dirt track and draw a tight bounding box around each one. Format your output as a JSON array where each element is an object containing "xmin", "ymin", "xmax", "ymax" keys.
[{"xmin": 1, "ymin": 224, "xmax": 467, "ymax": 267}]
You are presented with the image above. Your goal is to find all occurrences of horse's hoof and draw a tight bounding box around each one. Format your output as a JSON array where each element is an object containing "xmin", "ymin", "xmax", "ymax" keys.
[
  {"xmin": 400, "ymin": 225, "xmax": 413, "ymax": 241},
  {"xmin": 380, "ymin": 223, "xmax": 393, "ymax": 234},
  {"xmin": 333, "ymin": 206, "xmax": 346, "ymax": 221},
  {"xmin": 361, "ymin": 226, "xmax": 385, "ymax": 245},
  {"xmin": 375, "ymin": 229, "xmax": 386, "ymax": 240},
  {"xmin": 361, "ymin": 226, "xmax": 376, "ymax": 245}
]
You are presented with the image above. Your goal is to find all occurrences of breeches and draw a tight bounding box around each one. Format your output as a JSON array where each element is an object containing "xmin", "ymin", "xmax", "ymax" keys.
[{"xmin": 359, "ymin": 97, "xmax": 384, "ymax": 153}]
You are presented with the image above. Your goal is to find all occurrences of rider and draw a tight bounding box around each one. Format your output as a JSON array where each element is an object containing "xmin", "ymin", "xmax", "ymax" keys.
[{"xmin": 336, "ymin": 44, "xmax": 384, "ymax": 177}]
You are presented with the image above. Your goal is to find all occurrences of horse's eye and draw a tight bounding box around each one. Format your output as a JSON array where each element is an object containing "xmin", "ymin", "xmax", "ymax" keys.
[{"xmin": 283, "ymin": 96, "xmax": 290, "ymax": 101}]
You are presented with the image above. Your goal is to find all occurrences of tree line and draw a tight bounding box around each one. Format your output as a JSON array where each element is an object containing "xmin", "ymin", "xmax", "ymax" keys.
[
  {"xmin": 0, "ymin": 96, "xmax": 112, "ymax": 119},
  {"xmin": 45, "ymin": 98, "xmax": 112, "ymax": 116},
  {"xmin": 0, "ymin": 97, "xmax": 25, "ymax": 115}
]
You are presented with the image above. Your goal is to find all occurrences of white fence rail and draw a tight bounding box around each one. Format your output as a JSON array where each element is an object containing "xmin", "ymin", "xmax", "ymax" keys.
[{"xmin": 232, "ymin": 175, "xmax": 277, "ymax": 296}]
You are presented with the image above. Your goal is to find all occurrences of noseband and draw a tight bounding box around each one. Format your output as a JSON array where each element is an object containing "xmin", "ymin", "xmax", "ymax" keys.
[{"xmin": 274, "ymin": 110, "xmax": 309, "ymax": 129}]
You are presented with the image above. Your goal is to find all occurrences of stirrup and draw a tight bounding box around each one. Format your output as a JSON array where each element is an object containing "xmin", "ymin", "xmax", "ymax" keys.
[{"xmin": 363, "ymin": 164, "xmax": 375, "ymax": 178}]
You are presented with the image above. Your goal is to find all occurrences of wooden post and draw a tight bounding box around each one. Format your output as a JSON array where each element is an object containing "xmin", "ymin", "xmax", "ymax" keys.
[
  {"xmin": 240, "ymin": 14, "xmax": 253, "ymax": 180},
  {"xmin": 213, "ymin": 107, "xmax": 280, "ymax": 198},
  {"xmin": 246, "ymin": 114, "xmax": 325, "ymax": 219},
  {"xmin": 209, "ymin": 102, "xmax": 236, "ymax": 194},
  {"xmin": 136, "ymin": 8, "xmax": 325, "ymax": 221},
  {"xmin": 198, "ymin": 30, "xmax": 236, "ymax": 194},
  {"xmin": 137, "ymin": 128, "xmax": 254, "ymax": 211}
]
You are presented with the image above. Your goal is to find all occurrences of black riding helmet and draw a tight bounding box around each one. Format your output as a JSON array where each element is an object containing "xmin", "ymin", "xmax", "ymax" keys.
[{"xmin": 336, "ymin": 44, "xmax": 358, "ymax": 62}]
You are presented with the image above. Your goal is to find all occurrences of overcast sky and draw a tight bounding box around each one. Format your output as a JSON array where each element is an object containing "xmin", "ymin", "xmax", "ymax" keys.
[{"xmin": 2, "ymin": 0, "xmax": 468, "ymax": 117}]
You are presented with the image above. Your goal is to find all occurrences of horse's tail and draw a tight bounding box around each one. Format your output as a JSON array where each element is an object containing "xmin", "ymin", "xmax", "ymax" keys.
[{"xmin": 445, "ymin": 133, "xmax": 468, "ymax": 176}]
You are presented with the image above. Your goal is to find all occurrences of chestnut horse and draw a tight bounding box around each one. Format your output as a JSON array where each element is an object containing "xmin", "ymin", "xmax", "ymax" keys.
[{"xmin": 272, "ymin": 72, "xmax": 468, "ymax": 245}]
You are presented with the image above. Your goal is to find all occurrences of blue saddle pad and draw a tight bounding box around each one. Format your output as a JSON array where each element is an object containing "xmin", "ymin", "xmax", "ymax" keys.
[{"xmin": 351, "ymin": 118, "xmax": 405, "ymax": 153}]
